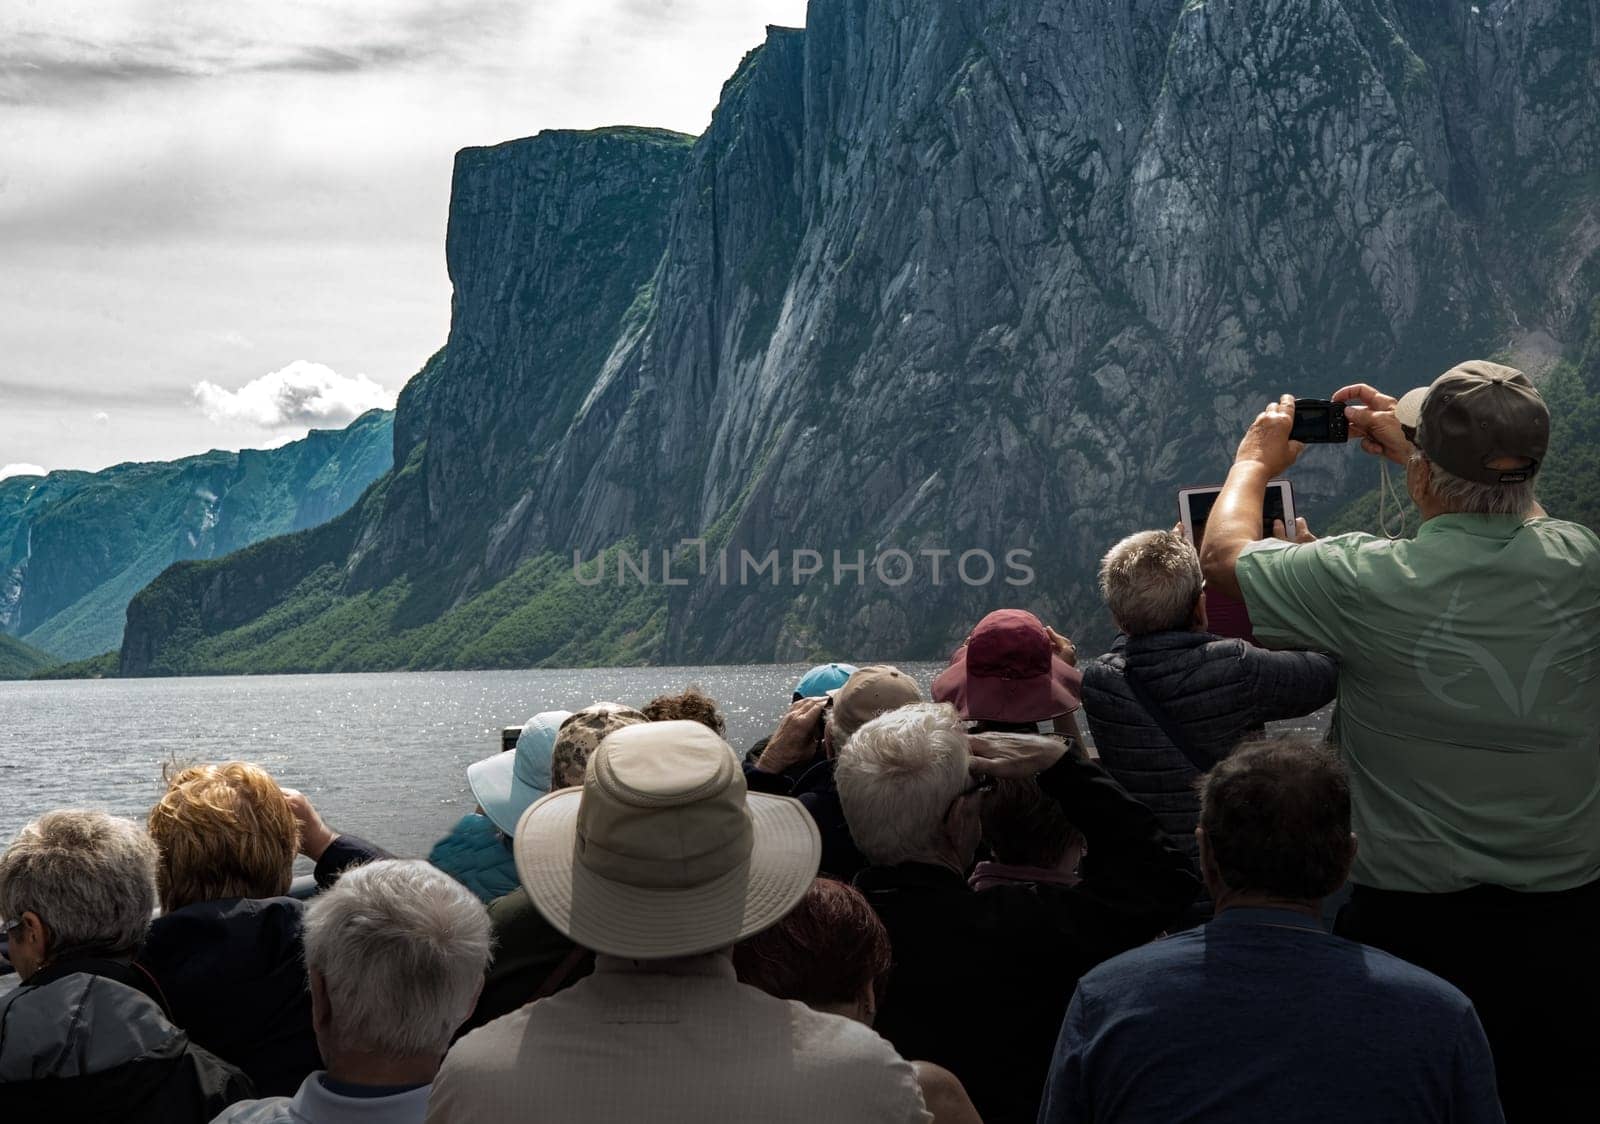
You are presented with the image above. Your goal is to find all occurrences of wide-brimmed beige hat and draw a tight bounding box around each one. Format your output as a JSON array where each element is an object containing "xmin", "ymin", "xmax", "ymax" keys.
[{"xmin": 514, "ymin": 720, "xmax": 820, "ymax": 959}]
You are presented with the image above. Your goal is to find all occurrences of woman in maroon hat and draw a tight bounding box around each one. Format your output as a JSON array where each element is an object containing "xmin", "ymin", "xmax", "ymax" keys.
[{"xmin": 931, "ymin": 609, "xmax": 1085, "ymax": 746}]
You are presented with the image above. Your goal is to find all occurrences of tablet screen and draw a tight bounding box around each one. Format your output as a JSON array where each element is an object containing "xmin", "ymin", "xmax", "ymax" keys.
[{"xmin": 1186, "ymin": 485, "xmax": 1289, "ymax": 548}]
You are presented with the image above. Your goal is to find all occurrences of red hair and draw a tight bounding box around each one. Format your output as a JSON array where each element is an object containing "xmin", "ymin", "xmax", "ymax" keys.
[{"xmin": 733, "ymin": 877, "xmax": 890, "ymax": 1008}]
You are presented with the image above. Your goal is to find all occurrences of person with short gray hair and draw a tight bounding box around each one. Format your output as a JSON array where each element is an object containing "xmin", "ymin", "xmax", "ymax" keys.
[
  {"xmin": 838, "ymin": 703, "xmax": 1196, "ymax": 1123},
  {"xmin": 0, "ymin": 810, "xmax": 252, "ymax": 1121},
  {"xmin": 1039, "ymin": 738, "xmax": 1504, "ymax": 1124},
  {"xmin": 213, "ymin": 860, "xmax": 492, "ymax": 1123},
  {"xmin": 1081, "ymin": 528, "xmax": 1336, "ymax": 926}
]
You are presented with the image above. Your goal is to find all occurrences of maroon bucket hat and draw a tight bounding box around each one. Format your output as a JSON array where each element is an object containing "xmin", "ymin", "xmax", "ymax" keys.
[{"xmin": 931, "ymin": 609, "xmax": 1082, "ymax": 723}]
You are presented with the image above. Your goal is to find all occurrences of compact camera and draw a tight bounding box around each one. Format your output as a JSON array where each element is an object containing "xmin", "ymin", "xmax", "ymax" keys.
[{"xmin": 1288, "ymin": 398, "xmax": 1349, "ymax": 443}]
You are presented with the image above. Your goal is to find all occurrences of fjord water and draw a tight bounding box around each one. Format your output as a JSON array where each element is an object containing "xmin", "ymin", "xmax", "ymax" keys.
[{"xmin": 0, "ymin": 666, "xmax": 945, "ymax": 853}]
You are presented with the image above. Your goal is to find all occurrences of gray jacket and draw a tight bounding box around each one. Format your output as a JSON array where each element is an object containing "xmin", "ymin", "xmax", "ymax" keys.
[
  {"xmin": 0, "ymin": 963, "xmax": 251, "ymax": 1121},
  {"xmin": 1081, "ymin": 631, "xmax": 1337, "ymax": 924}
]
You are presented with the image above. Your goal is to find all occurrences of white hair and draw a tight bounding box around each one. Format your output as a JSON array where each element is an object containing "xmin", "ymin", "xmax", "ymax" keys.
[
  {"xmin": 1099, "ymin": 529, "xmax": 1203, "ymax": 635},
  {"xmin": 1413, "ymin": 450, "xmax": 1537, "ymax": 516},
  {"xmin": 302, "ymin": 860, "xmax": 493, "ymax": 1058},
  {"xmin": 835, "ymin": 703, "xmax": 971, "ymax": 866},
  {"xmin": 0, "ymin": 810, "xmax": 158, "ymax": 959}
]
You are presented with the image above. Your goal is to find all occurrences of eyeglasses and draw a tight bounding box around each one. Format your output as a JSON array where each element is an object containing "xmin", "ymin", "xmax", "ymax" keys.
[{"xmin": 943, "ymin": 774, "xmax": 997, "ymax": 821}]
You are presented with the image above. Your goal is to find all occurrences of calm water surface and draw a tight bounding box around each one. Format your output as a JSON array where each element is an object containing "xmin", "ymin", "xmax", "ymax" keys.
[
  {"xmin": 0, "ymin": 665, "xmax": 944, "ymax": 854},
  {"xmin": 0, "ymin": 663, "xmax": 1328, "ymax": 856}
]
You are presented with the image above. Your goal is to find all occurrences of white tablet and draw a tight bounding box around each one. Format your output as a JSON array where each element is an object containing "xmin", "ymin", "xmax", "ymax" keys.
[{"xmin": 1178, "ymin": 479, "xmax": 1296, "ymax": 550}]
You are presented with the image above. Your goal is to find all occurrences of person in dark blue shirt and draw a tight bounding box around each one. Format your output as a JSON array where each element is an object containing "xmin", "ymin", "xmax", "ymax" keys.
[{"xmin": 1038, "ymin": 737, "xmax": 1504, "ymax": 1124}]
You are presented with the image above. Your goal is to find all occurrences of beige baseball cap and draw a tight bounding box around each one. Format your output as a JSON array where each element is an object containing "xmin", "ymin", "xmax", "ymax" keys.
[
  {"xmin": 828, "ymin": 664, "xmax": 924, "ymax": 745},
  {"xmin": 514, "ymin": 720, "xmax": 820, "ymax": 959},
  {"xmin": 1395, "ymin": 360, "xmax": 1549, "ymax": 485}
]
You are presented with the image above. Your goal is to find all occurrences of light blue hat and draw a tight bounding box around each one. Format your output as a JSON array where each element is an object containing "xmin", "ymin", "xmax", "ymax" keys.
[
  {"xmin": 794, "ymin": 662, "xmax": 857, "ymax": 698},
  {"xmin": 467, "ymin": 709, "xmax": 573, "ymax": 835}
]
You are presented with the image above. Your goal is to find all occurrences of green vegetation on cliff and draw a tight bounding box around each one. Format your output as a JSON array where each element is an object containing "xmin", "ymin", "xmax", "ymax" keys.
[
  {"xmin": 30, "ymin": 650, "xmax": 117, "ymax": 680},
  {"xmin": 0, "ymin": 633, "xmax": 55, "ymax": 680},
  {"xmin": 133, "ymin": 542, "xmax": 666, "ymax": 675}
]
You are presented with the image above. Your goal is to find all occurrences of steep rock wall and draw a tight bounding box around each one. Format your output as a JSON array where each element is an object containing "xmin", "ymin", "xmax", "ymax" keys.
[{"xmin": 121, "ymin": 0, "xmax": 1600, "ymax": 673}]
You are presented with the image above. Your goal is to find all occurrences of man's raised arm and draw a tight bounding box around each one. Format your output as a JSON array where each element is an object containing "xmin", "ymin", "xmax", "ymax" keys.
[{"xmin": 1199, "ymin": 394, "xmax": 1304, "ymax": 600}]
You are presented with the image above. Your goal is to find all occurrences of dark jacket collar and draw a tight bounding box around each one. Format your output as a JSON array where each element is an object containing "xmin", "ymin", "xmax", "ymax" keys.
[
  {"xmin": 854, "ymin": 861, "xmax": 969, "ymax": 894},
  {"xmin": 1118, "ymin": 629, "xmax": 1219, "ymax": 655},
  {"xmin": 1210, "ymin": 906, "xmax": 1326, "ymax": 934}
]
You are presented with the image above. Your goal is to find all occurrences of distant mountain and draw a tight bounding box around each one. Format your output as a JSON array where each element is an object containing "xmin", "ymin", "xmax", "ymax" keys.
[
  {"xmin": 1, "ymin": 409, "xmax": 393, "ymax": 661},
  {"xmin": 0, "ymin": 632, "xmax": 54, "ymax": 680},
  {"xmin": 121, "ymin": 0, "xmax": 1600, "ymax": 676}
]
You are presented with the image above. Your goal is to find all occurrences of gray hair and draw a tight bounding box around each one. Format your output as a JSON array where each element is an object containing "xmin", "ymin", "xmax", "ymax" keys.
[
  {"xmin": 0, "ymin": 810, "xmax": 158, "ymax": 959},
  {"xmin": 1412, "ymin": 450, "xmax": 1538, "ymax": 516},
  {"xmin": 1099, "ymin": 530, "xmax": 1203, "ymax": 635},
  {"xmin": 302, "ymin": 860, "xmax": 493, "ymax": 1058},
  {"xmin": 835, "ymin": 703, "xmax": 970, "ymax": 866}
]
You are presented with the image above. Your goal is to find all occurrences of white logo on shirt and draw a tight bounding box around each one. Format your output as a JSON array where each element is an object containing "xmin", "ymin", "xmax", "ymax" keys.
[{"xmin": 1413, "ymin": 584, "xmax": 1584, "ymax": 716}]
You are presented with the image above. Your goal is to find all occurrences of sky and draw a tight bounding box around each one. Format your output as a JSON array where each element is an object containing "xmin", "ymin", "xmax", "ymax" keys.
[{"xmin": 0, "ymin": 0, "xmax": 810, "ymax": 478}]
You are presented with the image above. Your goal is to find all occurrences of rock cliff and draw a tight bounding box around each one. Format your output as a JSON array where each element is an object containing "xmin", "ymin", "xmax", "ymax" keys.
[{"xmin": 121, "ymin": 0, "xmax": 1600, "ymax": 674}]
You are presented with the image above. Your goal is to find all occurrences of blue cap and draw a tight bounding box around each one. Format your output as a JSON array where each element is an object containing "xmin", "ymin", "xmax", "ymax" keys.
[{"xmin": 794, "ymin": 662, "xmax": 858, "ymax": 698}]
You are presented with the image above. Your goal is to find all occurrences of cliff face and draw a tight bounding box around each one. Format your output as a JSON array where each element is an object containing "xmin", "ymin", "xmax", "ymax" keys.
[
  {"xmin": 1, "ymin": 409, "xmax": 392, "ymax": 660},
  {"xmin": 121, "ymin": 0, "xmax": 1600, "ymax": 674}
]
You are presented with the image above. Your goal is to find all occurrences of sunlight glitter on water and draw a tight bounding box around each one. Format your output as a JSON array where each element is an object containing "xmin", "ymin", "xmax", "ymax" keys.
[
  {"xmin": 0, "ymin": 666, "xmax": 941, "ymax": 855},
  {"xmin": 0, "ymin": 664, "xmax": 1329, "ymax": 857}
]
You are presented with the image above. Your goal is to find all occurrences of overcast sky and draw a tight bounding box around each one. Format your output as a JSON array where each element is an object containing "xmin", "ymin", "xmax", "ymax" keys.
[{"xmin": 0, "ymin": 0, "xmax": 809, "ymax": 478}]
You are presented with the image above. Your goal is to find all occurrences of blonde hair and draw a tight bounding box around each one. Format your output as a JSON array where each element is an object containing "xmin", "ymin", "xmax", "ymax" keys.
[
  {"xmin": 1099, "ymin": 530, "xmax": 1203, "ymax": 635},
  {"xmin": 148, "ymin": 762, "xmax": 299, "ymax": 912}
]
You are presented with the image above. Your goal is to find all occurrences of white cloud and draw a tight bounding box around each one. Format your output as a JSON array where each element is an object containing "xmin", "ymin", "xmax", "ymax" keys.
[
  {"xmin": 0, "ymin": 463, "xmax": 48, "ymax": 481},
  {"xmin": 193, "ymin": 360, "xmax": 395, "ymax": 430},
  {"xmin": 91, "ymin": 410, "xmax": 110, "ymax": 424}
]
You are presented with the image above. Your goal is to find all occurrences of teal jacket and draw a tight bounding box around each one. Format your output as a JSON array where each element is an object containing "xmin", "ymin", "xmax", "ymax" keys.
[{"xmin": 428, "ymin": 814, "xmax": 520, "ymax": 903}]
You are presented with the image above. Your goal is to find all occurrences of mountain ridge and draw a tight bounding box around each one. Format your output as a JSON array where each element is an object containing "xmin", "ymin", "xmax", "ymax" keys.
[{"xmin": 2, "ymin": 409, "xmax": 394, "ymax": 660}]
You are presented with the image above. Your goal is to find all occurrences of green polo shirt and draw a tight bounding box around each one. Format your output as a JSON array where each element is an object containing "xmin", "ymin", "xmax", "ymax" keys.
[{"xmin": 1237, "ymin": 514, "xmax": 1600, "ymax": 893}]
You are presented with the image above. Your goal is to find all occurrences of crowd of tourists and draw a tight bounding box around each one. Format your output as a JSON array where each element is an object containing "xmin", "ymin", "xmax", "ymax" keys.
[{"xmin": 1, "ymin": 361, "xmax": 1594, "ymax": 1123}]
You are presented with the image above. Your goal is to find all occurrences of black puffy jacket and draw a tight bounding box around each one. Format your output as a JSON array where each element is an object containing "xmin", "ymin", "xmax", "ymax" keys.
[
  {"xmin": 0, "ymin": 960, "xmax": 252, "ymax": 1120},
  {"xmin": 1081, "ymin": 631, "xmax": 1337, "ymax": 924}
]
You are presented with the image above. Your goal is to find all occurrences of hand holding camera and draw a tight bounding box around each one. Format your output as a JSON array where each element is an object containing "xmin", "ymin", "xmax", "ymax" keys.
[
  {"xmin": 1332, "ymin": 383, "xmax": 1413, "ymax": 465},
  {"xmin": 755, "ymin": 695, "xmax": 830, "ymax": 775}
]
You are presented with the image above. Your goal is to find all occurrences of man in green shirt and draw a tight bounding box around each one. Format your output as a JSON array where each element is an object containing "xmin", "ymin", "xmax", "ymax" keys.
[{"xmin": 1199, "ymin": 361, "xmax": 1600, "ymax": 1124}]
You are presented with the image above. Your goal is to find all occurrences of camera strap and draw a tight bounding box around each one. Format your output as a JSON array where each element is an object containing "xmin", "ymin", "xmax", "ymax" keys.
[
  {"xmin": 1377, "ymin": 459, "xmax": 1409, "ymax": 540},
  {"xmin": 1120, "ymin": 666, "xmax": 1216, "ymax": 775}
]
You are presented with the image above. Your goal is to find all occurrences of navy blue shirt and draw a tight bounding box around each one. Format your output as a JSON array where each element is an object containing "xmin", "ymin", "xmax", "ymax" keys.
[{"xmin": 1039, "ymin": 907, "xmax": 1504, "ymax": 1124}]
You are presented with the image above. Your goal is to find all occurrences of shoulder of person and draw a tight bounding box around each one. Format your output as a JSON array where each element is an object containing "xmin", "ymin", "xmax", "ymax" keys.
[
  {"xmin": 1244, "ymin": 530, "xmax": 1385, "ymax": 562},
  {"xmin": 1075, "ymin": 927, "xmax": 1205, "ymax": 995},
  {"xmin": 786, "ymin": 1004, "xmax": 925, "ymax": 1094},
  {"xmin": 1528, "ymin": 515, "xmax": 1600, "ymax": 551},
  {"xmin": 437, "ymin": 1001, "xmax": 540, "ymax": 1071},
  {"xmin": 208, "ymin": 1095, "xmax": 297, "ymax": 1123},
  {"xmin": 1339, "ymin": 938, "xmax": 1478, "ymax": 1015}
]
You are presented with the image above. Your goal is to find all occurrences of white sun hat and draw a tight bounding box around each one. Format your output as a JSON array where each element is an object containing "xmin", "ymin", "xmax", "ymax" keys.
[
  {"xmin": 514, "ymin": 720, "xmax": 821, "ymax": 959},
  {"xmin": 466, "ymin": 710, "xmax": 573, "ymax": 836}
]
